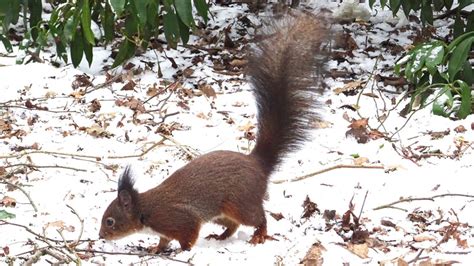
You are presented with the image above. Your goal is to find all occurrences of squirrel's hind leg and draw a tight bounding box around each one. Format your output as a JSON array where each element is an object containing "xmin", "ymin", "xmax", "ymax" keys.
[{"xmin": 206, "ymin": 217, "xmax": 239, "ymax": 240}]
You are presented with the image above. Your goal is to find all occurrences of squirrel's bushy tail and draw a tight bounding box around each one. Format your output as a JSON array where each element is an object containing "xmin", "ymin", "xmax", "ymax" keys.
[{"xmin": 249, "ymin": 14, "xmax": 327, "ymax": 176}]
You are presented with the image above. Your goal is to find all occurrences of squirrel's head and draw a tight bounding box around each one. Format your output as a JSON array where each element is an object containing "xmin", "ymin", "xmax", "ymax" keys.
[{"xmin": 99, "ymin": 166, "xmax": 143, "ymax": 240}]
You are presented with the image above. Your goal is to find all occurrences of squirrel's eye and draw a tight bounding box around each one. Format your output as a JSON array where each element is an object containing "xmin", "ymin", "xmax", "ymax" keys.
[{"xmin": 106, "ymin": 217, "xmax": 115, "ymax": 227}]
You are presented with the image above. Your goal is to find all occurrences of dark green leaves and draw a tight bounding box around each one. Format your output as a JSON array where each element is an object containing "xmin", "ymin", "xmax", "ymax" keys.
[
  {"xmin": 0, "ymin": 0, "xmax": 210, "ymax": 68},
  {"xmin": 396, "ymin": 33, "xmax": 473, "ymax": 119}
]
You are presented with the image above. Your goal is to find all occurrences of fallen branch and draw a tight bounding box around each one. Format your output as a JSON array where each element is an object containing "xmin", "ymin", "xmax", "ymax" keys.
[
  {"xmin": 272, "ymin": 164, "xmax": 385, "ymax": 184},
  {"xmin": 74, "ymin": 248, "xmax": 193, "ymax": 265},
  {"xmin": 0, "ymin": 139, "xmax": 165, "ymax": 160},
  {"xmin": 373, "ymin": 193, "xmax": 474, "ymax": 211},
  {"xmin": 0, "ymin": 180, "xmax": 38, "ymax": 212},
  {"xmin": 3, "ymin": 163, "xmax": 87, "ymax": 172}
]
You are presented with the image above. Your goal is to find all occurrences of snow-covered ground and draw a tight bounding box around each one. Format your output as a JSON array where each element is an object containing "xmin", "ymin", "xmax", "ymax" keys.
[{"xmin": 1, "ymin": 1, "xmax": 473, "ymax": 265}]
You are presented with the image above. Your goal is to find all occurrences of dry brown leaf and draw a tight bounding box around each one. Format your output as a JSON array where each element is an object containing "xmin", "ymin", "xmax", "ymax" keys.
[
  {"xmin": 413, "ymin": 233, "xmax": 436, "ymax": 242},
  {"xmin": 71, "ymin": 74, "xmax": 93, "ymax": 89},
  {"xmin": 25, "ymin": 100, "xmax": 48, "ymax": 111},
  {"xmin": 270, "ymin": 212, "xmax": 285, "ymax": 221},
  {"xmin": 182, "ymin": 67, "xmax": 194, "ymax": 78},
  {"xmin": 301, "ymin": 196, "xmax": 319, "ymax": 219},
  {"xmin": 334, "ymin": 80, "xmax": 365, "ymax": 95},
  {"xmin": 454, "ymin": 125, "xmax": 466, "ymax": 133},
  {"xmin": 199, "ymin": 83, "xmax": 217, "ymax": 98},
  {"xmin": 353, "ymin": 157, "xmax": 369, "ymax": 166},
  {"xmin": 238, "ymin": 121, "xmax": 255, "ymax": 132},
  {"xmin": 83, "ymin": 124, "xmax": 114, "ymax": 138},
  {"xmin": 196, "ymin": 112, "xmax": 208, "ymax": 120},
  {"xmin": 230, "ymin": 59, "xmax": 248, "ymax": 67},
  {"xmin": 380, "ymin": 258, "xmax": 408, "ymax": 266},
  {"xmin": 346, "ymin": 243, "xmax": 369, "ymax": 259},
  {"xmin": 70, "ymin": 90, "xmax": 86, "ymax": 99},
  {"xmin": 89, "ymin": 99, "xmax": 101, "ymax": 113},
  {"xmin": 121, "ymin": 80, "xmax": 136, "ymax": 91},
  {"xmin": 0, "ymin": 119, "xmax": 12, "ymax": 132},
  {"xmin": 0, "ymin": 196, "xmax": 17, "ymax": 207},
  {"xmin": 300, "ymin": 242, "xmax": 326, "ymax": 266}
]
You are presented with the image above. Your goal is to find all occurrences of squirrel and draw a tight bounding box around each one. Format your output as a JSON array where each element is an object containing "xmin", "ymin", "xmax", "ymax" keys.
[{"xmin": 99, "ymin": 14, "xmax": 327, "ymax": 252}]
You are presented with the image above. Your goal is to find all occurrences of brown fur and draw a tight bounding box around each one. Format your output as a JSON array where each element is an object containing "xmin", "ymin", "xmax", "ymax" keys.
[{"xmin": 99, "ymin": 14, "xmax": 327, "ymax": 251}]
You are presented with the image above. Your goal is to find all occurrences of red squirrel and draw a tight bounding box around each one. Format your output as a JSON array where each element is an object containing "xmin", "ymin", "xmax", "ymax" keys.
[{"xmin": 99, "ymin": 14, "xmax": 327, "ymax": 251}]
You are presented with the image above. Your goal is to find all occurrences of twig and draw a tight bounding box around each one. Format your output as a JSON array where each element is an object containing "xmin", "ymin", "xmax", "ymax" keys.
[
  {"xmin": 358, "ymin": 191, "xmax": 369, "ymax": 221},
  {"xmin": 0, "ymin": 180, "xmax": 38, "ymax": 212},
  {"xmin": 108, "ymin": 139, "xmax": 165, "ymax": 159},
  {"xmin": 159, "ymin": 134, "xmax": 201, "ymax": 158},
  {"xmin": 406, "ymin": 249, "xmax": 425, "ymax": 264},
  {"xmin": 373, "ymin": 193, "xmax": 474, "ymax": 210},
  {"xmin": 272, "ymin": 164, "xmax": 384, "ymax": 184},
  {"xmin": 66, "ymin": 204, "xmax": 84, "ymax": 247},
  {"xmin": 75, "ymin": 248, "xmax": 193, "ymax": 265},
  {"xmin": 3, "ymin": 163, "xmax": 87, "ymax": 172},
  {"xmin": 0, "ymin": 220, "xmax": 89, "ymax": 244},
  {"xmin": 0, "ymin": 139, "xmax": 165, "ymax": 160}
]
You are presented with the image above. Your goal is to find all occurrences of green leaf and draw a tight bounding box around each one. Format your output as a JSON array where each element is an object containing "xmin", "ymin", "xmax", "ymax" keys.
[
  {"xmin": 448, "ymin": 36, "xmax": 474, "ymax": 81},
  {"xmin": 174, "ymin": 0, "xmax": 194, "ymax": 28},
  {"xmin": 433, "ymin": 0, "xmax": 444, "ymax": 11},
  {"xmin": 400, "ymin": 0, "xmax": 412, "ymax": 17},
  {"xmin": 112, "ymin": 39, "xmax": 135, "ymax": 68},
  {"xmin": 81, "ymin": 0, "xmax": 95, "ymax": 45},
  {"xmin": 425, "ymin": 42, "xmax": 445, "ymax": 75},
  {"xmin": 432, "ymin": 86, "xmax": 452, "ymax": 117},
  {"xmin": 447, "ymin": 30, "xmax": 474, "ymax": 52},
  {"xmin": 389, "ymin": 0, "xmax": 401, "ymax": 15},
  {"xmin": 83, "ymin": 26, "xmax": 93, "ymax": 66},
  {"xmin": 70, "ymin": 29, "xmax": 84, "ymax": 67},
  {"xmin": 124, "ymin": 13, "xmax": 139, "ymax": 37},
  {"xmin": 443, "ymin": 0, "xmax": 453, "ymax": 10},
  {"xmin": 420, "ymin": 1, "xmax": 433, "ymax": 25},
  {"xmin": 455, "ymin": 80, "xmax": 471, "ymax": 119},
  {"xmin": 453, "ymin": 12, "xmax": 465, "ymax": 38},
  {"xmin": 177, "ymin": 15, "xmax": 190, "ymax": 44},
  {"xmin": 135, "ymin": 0, "xmax": 150, "ymax": 25},
  {"xmin": 194, "ymin": 0, "xmax": 209, "ymax": 23},
  {"xmin": 461, "ymin": 61, "xmax": 474, "ymax": 85},
  {"xmin": 381, "ymin": 0, "xmax": 388, "ymax": 8},
  {"xmin": 0, "ymin": 210, "xmax": 15, "ymax": 219},
  {"xmin": 458, "ymin": 0, "xmax": 474, "ymax": 9},
  {"xmin": 0, "ymin": 34, "xmax": 13, "ymax": 53},
  {"xmin": 163, "ymin": 6, "xmax": 180, "ymax": 48},
  {"xmin": 369, "ymin": 0, "xmax": 376, "ymax": 8},
  {"xmin": 109, "ymin": 0, "xmax": 126, "ymax": 16},
  {"xmin": 102, "ymin": 2, "xmax": 115, "ymax": 42},
  {"xmin": 28, "ymin": 0, "xmax": 43, "ymax": 40}
]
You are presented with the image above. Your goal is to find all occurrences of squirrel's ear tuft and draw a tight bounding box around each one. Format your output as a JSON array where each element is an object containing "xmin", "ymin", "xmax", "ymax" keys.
[{"xmin": 118, "ymin": 165, "xmax": 136, "ymax": 193}]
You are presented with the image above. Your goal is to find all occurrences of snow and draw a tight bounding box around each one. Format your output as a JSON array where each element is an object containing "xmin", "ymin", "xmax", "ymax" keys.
[{"xmin": 1, "ymin": 1, "xmax": 474, "ymax": 265}]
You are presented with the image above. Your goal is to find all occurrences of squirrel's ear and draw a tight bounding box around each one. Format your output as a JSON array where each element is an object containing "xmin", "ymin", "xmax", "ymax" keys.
[{"xmin": 118, "ymin": 190, "xmax": 134, "ymax": 211}]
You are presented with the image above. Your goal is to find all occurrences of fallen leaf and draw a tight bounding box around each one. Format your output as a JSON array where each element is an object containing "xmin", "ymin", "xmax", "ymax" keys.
[
  {"xmin": 89, "ymin": 99, "xmax": 101, "ymax": 113},
  {"xmin": 334, "ymin": 80, "xmax": 365, "ymax": 95},
  {"xmin": 413, "ymin": 233, "xmax": 436, "ymax": 242},
  {"xmin": 346, "ymin": 243, "xmax": 369, "ymax": 259},
  {"xmin": 301, "ymin": 196, "xmax": 319, "ymax": 219},
  {"xmin": 454, "ymin": 125, "xmax": 466, "ymax": 133},
  {"xmin": 0, "ymin": 196, "xmax": 16, "ymax": 207},
  {"xmin": 300, "ymin": 242, "xmax": 325, "ymax": 266},
  {"xmin": 353, "ymin": 157, "xmax": 369, "ymax": 166},
  {"xmin": 198, "ymin": 83, "xmax": 217, "ymax": 98},
  {"xmin": 121, "ymin": 80, "xmax": 136, "ymax": 91},
  {"xmin": 270, "ymin": 212, "xmax": 285, "ymax": 221},
  {"xmin": 71, "ymin": 74, "xmax": 93, "ymax": 89}
]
